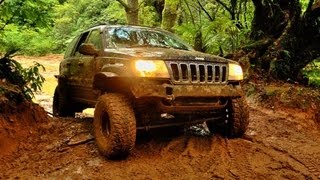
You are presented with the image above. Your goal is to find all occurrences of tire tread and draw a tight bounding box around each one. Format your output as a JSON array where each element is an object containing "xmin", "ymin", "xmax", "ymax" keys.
[{"xmin": 94, "ymin": 93, "xmax": 136, "ymax": 158}]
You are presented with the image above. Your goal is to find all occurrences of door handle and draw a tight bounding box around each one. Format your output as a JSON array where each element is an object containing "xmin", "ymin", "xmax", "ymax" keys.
[{"xmin": 78, "ymin": 62, "xmax": 84, "ymax": 66}]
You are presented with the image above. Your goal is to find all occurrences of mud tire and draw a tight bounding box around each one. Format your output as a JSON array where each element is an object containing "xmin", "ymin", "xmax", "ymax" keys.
[
  {"xmin": 53, "ymin": 85, "xmax": 75, "ymax": 117},
  {"xmin": 94, "ymin": 93, "xmax": 136, "ymax": 159},
  {"xmin": 208, "ymin": 97, "xmax": 249, "ymax": 138}
]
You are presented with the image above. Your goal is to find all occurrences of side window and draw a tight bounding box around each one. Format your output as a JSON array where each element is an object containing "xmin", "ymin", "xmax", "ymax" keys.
[
  {"xmin": 64, "ymin": 36, "xmax": 79, "ymax": 58},
  {"xmin": 74, "ymin": 31, "xmax": 90, "ymax": 56},
  {"xmin": 87, "ymin": 30, "xmax": 102, "ymax": 49}
]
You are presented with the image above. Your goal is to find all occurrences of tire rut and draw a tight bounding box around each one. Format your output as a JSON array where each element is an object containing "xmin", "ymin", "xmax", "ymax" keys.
[
  {"xmin": 289, "ymin": 155, "xmax": 320, "ymax": 179},
  {"xmin": 254, "ymin": 139, "xmax": 318, "ymax": 178},
  {"xmin": 271, "ymin": 144, "xmax": 320, "ymax": 179},
  {"xmin": 180, "ymin": 136, "xmax": 212, "ymax": 157},
  {"xmin": 202, "ymin": 136, "xmax": 233, "ymax": 179},
  {"xmin": 224, "ymin": 139, "xmax": 256, "ymax": 179}
]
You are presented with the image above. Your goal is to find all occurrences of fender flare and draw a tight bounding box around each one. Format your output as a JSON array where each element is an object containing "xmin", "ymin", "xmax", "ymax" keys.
[{"xmin": 93, "ymin": 72, "xmax": 131, "ymax": 92}]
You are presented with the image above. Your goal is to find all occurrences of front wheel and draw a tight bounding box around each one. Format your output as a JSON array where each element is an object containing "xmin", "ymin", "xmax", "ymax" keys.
[
  {"xmin": 208, "ymin": 97, "xmax": 249, "ymax": 137},
  {"xmin": 53, "ymin": 85, "xmax": 76, "ymax": 117},
  {"xmin": 93, "ymin": 93, "xmax": 136, "ymax": 159}
]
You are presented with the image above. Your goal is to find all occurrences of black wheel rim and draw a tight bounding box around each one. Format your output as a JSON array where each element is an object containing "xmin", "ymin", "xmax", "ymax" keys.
[
  {"xmin": 53, "ymin": 92, "xmax": 59, "ymax": 116},
  {"xmin": 101, "ymin": 111, "xmax": 111, "ymax": 136}
]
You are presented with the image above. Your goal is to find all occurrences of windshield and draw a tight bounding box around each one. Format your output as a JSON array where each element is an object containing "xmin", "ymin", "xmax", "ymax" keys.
[{"xmin": 105, "ymin": 27, "xmax": 192, "ymax": 50}]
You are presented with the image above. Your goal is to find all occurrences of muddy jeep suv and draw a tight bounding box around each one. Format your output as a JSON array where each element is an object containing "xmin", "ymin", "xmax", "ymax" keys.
[{"xmin": 53, "ymin": 25, "xmax": 249, "ymax": 158}]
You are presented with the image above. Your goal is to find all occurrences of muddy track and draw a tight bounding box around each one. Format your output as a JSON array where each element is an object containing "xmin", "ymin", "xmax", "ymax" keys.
[{"xmin": 1, "ymin": 103, "xmax": 320, "ymax": 179}]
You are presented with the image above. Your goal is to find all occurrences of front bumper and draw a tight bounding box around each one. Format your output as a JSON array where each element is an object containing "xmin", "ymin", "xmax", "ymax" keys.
[
  {"xmin": 131, "ymin": 80, "xmax": 243, "ymax": 113},
  {"xmin": 131, "ymin": 81, "xmax": 243, "ymax": 99}
]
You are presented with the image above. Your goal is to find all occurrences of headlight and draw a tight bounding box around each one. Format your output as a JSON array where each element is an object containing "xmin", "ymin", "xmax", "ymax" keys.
[
  {"xmin": 228, "ymin": 63, "xmax": 243, "ymax": 81},
  {"xmin": 134, "ymin": 60, "xmax": 170, "ymax": 78}
]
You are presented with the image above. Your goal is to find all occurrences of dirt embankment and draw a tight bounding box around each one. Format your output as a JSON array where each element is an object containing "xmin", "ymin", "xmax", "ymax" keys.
[{"xmin": 0, "ymin": 82, "xmax": 49, "ymax": 159}]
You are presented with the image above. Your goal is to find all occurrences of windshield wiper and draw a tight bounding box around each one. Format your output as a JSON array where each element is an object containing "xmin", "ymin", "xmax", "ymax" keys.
[
  {"xmin": 130, "ymin": 44, "xmax": 152, "ymax": 48},
  {"xmin": 130, "ymin": 44, "xmax": 188, "ymax": 50},
  {"xmin": 151, "ymin": 44, "xmax": 189, "ymax": 50}
]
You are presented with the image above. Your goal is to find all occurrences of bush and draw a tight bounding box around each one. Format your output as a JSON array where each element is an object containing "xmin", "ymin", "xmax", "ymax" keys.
[
  {"xmin": 0, "ymin": 57, "xmax": 45, "ymax": 100},
  {"xmin": 303, "ymin": 59, "xmax": 320, "ymax": 87},
  {"xmin": 0, "ymin": 25, "xmax": 57, "ymax": 56}
]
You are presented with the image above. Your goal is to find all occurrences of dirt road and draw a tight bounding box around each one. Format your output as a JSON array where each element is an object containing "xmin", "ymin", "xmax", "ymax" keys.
[
  {"xmin": 1, "ymin": 55, "xmax": 319, "ymax": 179},
  {"xmin": 1, "ymin": 99, "xmax": 320, "ymax": 179}
]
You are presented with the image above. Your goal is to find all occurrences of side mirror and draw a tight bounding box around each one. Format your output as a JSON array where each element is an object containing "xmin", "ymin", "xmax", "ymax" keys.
[{"xmin": 79, "ymin": 43, "xmax": 99, "ymax": 56}]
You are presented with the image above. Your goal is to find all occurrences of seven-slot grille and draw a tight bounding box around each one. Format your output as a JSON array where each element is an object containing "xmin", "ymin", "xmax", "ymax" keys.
[{"xmin": 167, "ymin": 62, "xmax": 228, "ymax": 84}]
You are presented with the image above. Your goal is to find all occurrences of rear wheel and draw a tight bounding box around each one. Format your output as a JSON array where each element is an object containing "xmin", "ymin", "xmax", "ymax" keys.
[
  {"xmin": 93, "ymin": 93, "xmax": 136, "ymax": 159},
  {"xmin": 208, "ymin": 97, "xmax": 249, "ymax": 137},
  {"xmin": 53, "ymin": 85, "xmax": 76, "ymax": 117}
]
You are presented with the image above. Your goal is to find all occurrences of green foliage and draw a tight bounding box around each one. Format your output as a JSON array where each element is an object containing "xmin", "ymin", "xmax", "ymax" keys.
[
  {"xmin": 0, "ymin": 25, "xmax": 57, "ymax": 56},
  {"xmin": 204, "ymin": 19, "xmax": 251, "ymax": 54},
  {"xmin": 26, "ymin": 30, "xmax": 57, "ymax": 55},
  {"xmin": 46, "ymin": 0, "xmax": 258, "ymax": 56},
  {"xmin": 0, "ymin": 0, "xmax": 57, "ymax": 55},
  {"xmin": 0, "ymin": 58, "xmax": 45, "ymax": 100},
  {"xmin": 0, "ymin": 0, "xmax": 55, "ymax": 100},
  {"xmin": 139, "ymin": 4, "xmax": 160, "ymax": 27},
  {"xmin": 303, "ymin": 60, "xmax": 320, "ymax": 87},
  {"xmin": 21, "ymin": 62, "xmax": 46, "ymax": 99},
  {"xmin": 174, "ymin": 0, "xmax": 253, "ymax": 54},
  {"xmin": 0, "ymin": 0, "xmax": 56, "ymax": 28},
  {"xmin": 0, "ymin": 25, "xmax": 28, "ymax": 55},
  {"xmin": 300, "ymin": 0, "xmax": 310, "ymax": 12},
  {"xmin": 105, "ymin": 1, "xmax": 126, "ymax": 25},
  {"xmin": 175, "ymin": 23, "xmax": 198, "ymax": 45},
  {"xmin": 53, "ymin": 0, "xmax": 127, "ymax": 51}
]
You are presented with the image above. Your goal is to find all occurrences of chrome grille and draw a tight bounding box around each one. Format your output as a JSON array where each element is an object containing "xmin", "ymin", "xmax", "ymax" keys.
[{"xmin": 167, "ymin": 62, "xmax": 228, "ymax": 84}]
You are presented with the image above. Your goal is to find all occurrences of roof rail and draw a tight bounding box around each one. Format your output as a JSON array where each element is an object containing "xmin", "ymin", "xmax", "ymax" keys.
[{"xmin": 87, "ymin": 22, "xmax": 109, "ymax": 29}]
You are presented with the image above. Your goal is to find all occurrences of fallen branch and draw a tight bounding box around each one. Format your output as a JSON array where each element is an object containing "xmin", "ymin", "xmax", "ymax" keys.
[{"xmin": 67, "ymin": 136, "xmax": 94, "ymax": 147}]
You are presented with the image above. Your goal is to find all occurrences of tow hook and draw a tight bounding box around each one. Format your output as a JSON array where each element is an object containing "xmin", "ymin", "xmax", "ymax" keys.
[{"xmin": 166, "ymin": 95, "xmax": 175, "ymax": 102}]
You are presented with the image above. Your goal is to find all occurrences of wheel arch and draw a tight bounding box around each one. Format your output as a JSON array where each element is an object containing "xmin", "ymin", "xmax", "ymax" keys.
[{"xmin": 93, "ymin": 72, "xmax": 132, "ymax": 93}]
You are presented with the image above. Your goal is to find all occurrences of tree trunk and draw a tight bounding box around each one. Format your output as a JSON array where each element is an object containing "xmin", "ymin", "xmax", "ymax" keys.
[
  {"xmin": 126, "ymin": 0, "xmax": 139, "ymax": 25},
  {"xmin": 116, "ymin": 0, "xmax": 139, "ymax": 25},
  {"xmin": 154, "ymin": 0, "xmax": 165, "ymax": 22},
  {"xmin": 194, "ymin": 30, "xmax": 203, "ymax": 52},
  {"xmin": 161, "ymin": 0, "xmax": 180, "ymax": 32}
]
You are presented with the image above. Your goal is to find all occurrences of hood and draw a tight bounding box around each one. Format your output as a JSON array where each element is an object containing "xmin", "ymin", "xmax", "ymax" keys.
[{"xmin": 103, "ymin": 47, "xmax": 229, "ymax": 63}]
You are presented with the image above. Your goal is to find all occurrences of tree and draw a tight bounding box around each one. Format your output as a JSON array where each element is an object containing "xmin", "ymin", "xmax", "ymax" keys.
[
  {"xmin": 53, "ymin": 0, "xmax": 125, "ymax": 50},
  {"xmin": 161, "ymin": 0, "xmax": 180, "ymax": 32},
  {"xmin": 230, "ymin": 0, "xmax": 320, "ymax": 80},
  {"xmin": 214, "ymin": 0, "xmax": 248, "ymax": 29},
  {"xmin": 116, "ymin": 0, "xmax": 139, "ymax": 25},
  {"xmin": 0, "ymin": 0, "xmax": 56, "ymax": 54},
  {"xmin": 0, "ymin": 0, "xmax": 56, "ymax": 99},
  {"xmin": 171, "ymin": 0, "xmax": 253, "ymax": 54},
  {"xmin": 153, "ymin": 0, "xmax": 165, "ymax": 22}
]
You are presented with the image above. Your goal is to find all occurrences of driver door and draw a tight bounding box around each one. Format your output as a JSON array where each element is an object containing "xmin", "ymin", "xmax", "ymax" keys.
[{"xmin": 75, "ymin": 29, "xmax": 104, "ymax": 104}]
